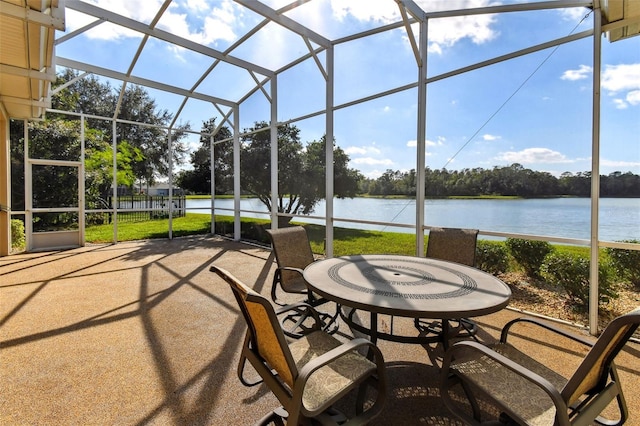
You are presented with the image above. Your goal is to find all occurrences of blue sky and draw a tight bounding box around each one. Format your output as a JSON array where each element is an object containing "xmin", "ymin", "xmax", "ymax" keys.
[{"xmin": 56, "ymin": 0, "xmax": 640, "ymax": 179}]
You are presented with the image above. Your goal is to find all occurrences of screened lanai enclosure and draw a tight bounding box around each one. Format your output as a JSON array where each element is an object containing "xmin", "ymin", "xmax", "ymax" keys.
[{"xmin": 1, "ymin": 0, "xmax": 639, "ymax": 333}]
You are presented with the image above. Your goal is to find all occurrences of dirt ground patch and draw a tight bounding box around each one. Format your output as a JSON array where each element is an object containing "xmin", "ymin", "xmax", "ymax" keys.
[{"xmin": 501, "ymin": 272, "xmax": 640, "ymax": 330}]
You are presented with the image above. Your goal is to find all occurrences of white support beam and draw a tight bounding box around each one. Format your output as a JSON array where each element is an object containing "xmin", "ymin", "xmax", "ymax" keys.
[
  {"xmin": 397, "ymin": 0, "xmax": 426, "ymax": 20},
  {"xmin": 0, "ymin": 1, "xmax": 65, "ymax": 30},
  {"xmin": 415, "ymin": 19, "xmax": 428, "ymax": 257},
  {"xmin": 0, "ymin": 96, "xmax": 50, "ymax": 108},
  {"xmin": 396, "ymin": 0, "xmax": 422, "ymax": 67},
  {"xmin": 210, "ymin": 135, "xmax": 215, "ymax": 235},
  {"xmin": 168, "ymin": 129, "xmax": 173, "ymax": 239},
  {"xmin": 56, "ymin": 57, "xmax": 237, "ymax": 108},
  {"xmin": 302, "ymin": 37, "xmax": 328, "ymax": 81},
  {"xmin": 235, "ymin": 0, "xmax": 331, "ymax": 48},
  {"xmin": 325, "ymin": 46, "xmax": 335, "ymax": 257},
  {"xmin": 248, "ymin": 70, "xmax": 272, "ymax": 102},
  {"xmin": 233, "ymin": 107, "xmax": 241, "ymax": 241},
  {"xmin": 589, "ymin": 5, "xmax": 603, "ymax": 336},
  {"xmin": 424, "ymin": 0, "xmax": 593, "ymax": 19},
  {"xmin": 65, "ymin": 0, "xmax": 274, "ymax": 77},
  {"xmin": 270, "ymin": 75, "xmax": 278, "ymax": 228},
  {"xmin": 0, "ymin": 64, "xmax": 56, "ymax": 81},
  {"xmin": 54, "ymin": 19, "xmax": 103, "ymax": 45}
]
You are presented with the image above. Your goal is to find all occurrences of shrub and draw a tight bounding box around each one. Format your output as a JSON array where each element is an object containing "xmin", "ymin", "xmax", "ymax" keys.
[
  {"xmin": 541, "ymin": 252, "xmax": 616, "ymax": 311},
  {"xmin": 476, "ymin": 240, "xmax": 509, "ymax": 275},
  {"xmin": 605, "ymin": 240, "xmax": 640, "ymax": 289},
  {"xmin": 505, "ymin": 238, "xmax": 553, "ymax": 278},
  {"xmin": 11, "ymin": 219, "xmax": 26, "ymax": 250}
]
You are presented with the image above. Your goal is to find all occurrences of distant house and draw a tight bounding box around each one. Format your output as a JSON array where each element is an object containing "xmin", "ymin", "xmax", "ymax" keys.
[{"xmin": 146, "ymin": 183, "xmax": 184, "ymax": 196}]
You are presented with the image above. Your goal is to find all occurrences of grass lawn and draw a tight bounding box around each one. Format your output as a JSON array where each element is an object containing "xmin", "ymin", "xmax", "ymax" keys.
[
  {"xmin": 85, "ymin": 214, "xmax": 419, "ymax": 256},
  {"xmin": 85, "ymin": 213, "xmax": 213, "ymax": 243},
  {"xmin": 86, "ymin": 213, "xmax": 595, "ymax": 258}
]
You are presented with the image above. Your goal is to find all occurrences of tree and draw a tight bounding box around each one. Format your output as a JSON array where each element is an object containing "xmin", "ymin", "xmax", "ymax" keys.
[
  {"xmin": 238, "ymin": 121, "xmax": 361, "ymax": 219},
  {"xmin": 116, "ymin": 85, "xmax": 190, "ymax": 187},
  {"xmin": 9, "ymin": 118, "xmax": 142, "ymax": 229},
  {"xmin": 175, "ymin": 118, "xmax": 233, "ymax": 194},
  {"xmin": 52, "ymin": 70, "xmax": 191, "ymax": 188}
]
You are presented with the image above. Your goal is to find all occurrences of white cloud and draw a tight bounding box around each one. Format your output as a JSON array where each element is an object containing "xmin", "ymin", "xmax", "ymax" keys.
[
  {"xmin": 363, "ymin": 169, "xmax": 385, "ymax": 179},
  {"xmin": 407, "ymin": 136, "xmax": 445, "ymax": 148},
  {"xmin": 72, "ymin": 0, "xmax": 239, "ymax": 46},
  {"xmin": 331, "ymin": 0, "xmax": 498, "ymax": 53},
  {"xmin": 344, "ymin": 146, "xmax": 381, "ymax": 156},
  {"xmin": 600, "ymin": 159, "xmax": 640, "ymax": 170},
  {"xmin": 427, "ymin": 13, "xmax": 498, "ymax": 53},
  {"xmin": 602, "ymin": 64, "xmax": 640, "ymax": 93},
  {"xmin": 601, "ymin": 64, "xmax": 640, "ymax": 109},
  {"xmin": 561, "ymin": 64, "xmax": 640, "ymax": 108},
  {"xmin": 601, "ymin": 159, "xmax": 640, "ymax": 168},
  {"xmin": 483, "ymin": 134, "xmax": 500, "ymax": 141},
  {"xmin": 613, "ymin": 99, "xmax": 629, "ymax": 110},
  {"xmin": 561, "ymin": 64, "xmax": 592, "ymax": 81},
  {"xmin": 186, "ymin": 0, "xmax": 208, "ymax": 12},
  {"xmin": 73, "ymin": 0, "xmax": 164, "ymax": 40},
  {"xmin": 496, "ymin": 148, "xmax": 573, "ymax": 164},
  {"xmin": 627, "ymin": 90, "xmax": 640, "ymax": 106},
  {"xmin": 331, "ymin": 0, "xmax": 399, "ymax": 23},
  {"xmin": 559, "ymin": 7, "xmax": 589, "ymax": 22},
  {"xmin": 352, "ymin": 157, "xmax": 394, "ymax": 166},
  {"xmin": 432, "ymin": 136, "xmax": 446, "ymax": 146}
]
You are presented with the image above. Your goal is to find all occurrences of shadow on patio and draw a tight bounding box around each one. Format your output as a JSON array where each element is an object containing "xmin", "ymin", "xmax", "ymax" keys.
[{"xmin": 1, "ymin": 236, "xmax": 638, "ymax": 425}]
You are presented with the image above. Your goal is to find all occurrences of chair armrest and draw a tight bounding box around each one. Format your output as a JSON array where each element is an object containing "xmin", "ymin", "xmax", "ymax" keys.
[
  {"xmin": 297, "ymin": 338, "xmax": 385, "ymax": 381},
  {"xmin": 442, "ymin": 340, "xmax": 571, "ymax": 425},
  {"xmin": 277, "ymin": 266, "xmax": 304, "ymax": 275},
  {"xmin": 500, "ymin": 317, "xmax": 594, "ymax": 348}
]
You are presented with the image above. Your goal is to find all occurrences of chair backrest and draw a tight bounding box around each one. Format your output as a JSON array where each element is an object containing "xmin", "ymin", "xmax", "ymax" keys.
[
  {"xmin": 562, "ymin": 307, "xmax": 640, "ymax": 405},
  {"xmin": 426, "ymin": 227, "xmax": 479, "ymax": 267},
  {"xmin": 211, "ymin": 265, "xmax": 298, "ymax": 388},
  {"xmin": 266, "ymin": 226, "xmax": 315, "ymax": 285}
]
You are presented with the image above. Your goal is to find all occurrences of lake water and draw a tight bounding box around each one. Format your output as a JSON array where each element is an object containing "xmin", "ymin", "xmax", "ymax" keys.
[{"xmin": 187, "ymin": 197, "xmax": 640, "ymax": 242}]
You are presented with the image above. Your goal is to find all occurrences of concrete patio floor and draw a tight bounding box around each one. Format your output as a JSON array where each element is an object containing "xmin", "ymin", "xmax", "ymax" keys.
[{"xmin": 1, "ymin": 236, "xmax": 638, "ymax": 425}]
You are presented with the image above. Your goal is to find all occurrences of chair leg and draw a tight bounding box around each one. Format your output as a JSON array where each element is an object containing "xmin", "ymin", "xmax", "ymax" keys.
[
  {"xmin": 441, "ymin": 372, "xmax": 483, "ymax": 425},
  {"xmin": 238, "ymin": 334, "xmax": 264, "ymax": 387},
  {"xmin": 280, "ymin": 305, "xmax": 323, "ymax": 338},
  {"xmin": 589, "ymin": 366, "xmax": 628, "ymax": 426},
  {"xmin": 321, "ymin": 303, "xmax": 341, "ymax": 335},
  {"xmin": 255, "ymin": 407, "xmax": 287, "ymax": 426},
  {"xmin": 460, "ymin": 378, "xmax": 483, "ymax": 421}
]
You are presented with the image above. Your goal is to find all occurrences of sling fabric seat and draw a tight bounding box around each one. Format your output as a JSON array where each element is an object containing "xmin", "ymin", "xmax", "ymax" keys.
[
  {"xmin": 266, "ymin": 226, "xmax": 338, "ymax": 336},
  {"xmin": 211, "ymin": 265, "xmax": 387, "ymax": 426},
  {"xmin": 418, "ymin": 227, "xmax": 480, "ymax": 344},
  {"xmin": 426, "ymin": 227, "xmax": 479, "ymax": 267},
  {"xmin": 440, "ymin": 307, "xmax": 640, "ymax": 426}
]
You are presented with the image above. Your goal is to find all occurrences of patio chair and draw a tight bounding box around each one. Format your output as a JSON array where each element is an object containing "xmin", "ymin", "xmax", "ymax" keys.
[
  {"xmin": 266, "ymin": 226, "xmax": 339, "ymax": 337},
  {"xmin": 210, "ymin": 265, "xmax": 387, "ymax": 426},
  {"xmin": 426, "ymin": 227, "xmax": 479, "ymax": 267},
  {"xmin": 440, "ymin": 307, "xmax": 640, "ymax": 426},
  {"xmin": 418, "ymin": 227, "xmax": 480, "ymax": 341}
]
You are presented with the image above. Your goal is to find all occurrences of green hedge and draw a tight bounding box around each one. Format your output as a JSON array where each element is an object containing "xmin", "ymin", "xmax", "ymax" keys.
[
  {"xmin": 476, "ymin": 240, "xmax": 509, "ymax": 275},
  {"xmin": 11, "ymin": 219, "xmax": 25, "ymax": 250},
  {"xmin": 605, "ymin": 240, "xmax": 640, "ymax": 290},
  {"xmin": 541, "ymin": 252, "xmax": 616, "ymax": 311},
  {"xmin": 506, "ymin": 238, "xmax": 553, "ymax": 278}
]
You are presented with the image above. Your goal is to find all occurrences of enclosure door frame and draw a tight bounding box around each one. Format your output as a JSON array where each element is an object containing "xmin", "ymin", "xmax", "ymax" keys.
[{"xmin": 26, "ymin": 158, "xmax": 84, "ymax": 251}]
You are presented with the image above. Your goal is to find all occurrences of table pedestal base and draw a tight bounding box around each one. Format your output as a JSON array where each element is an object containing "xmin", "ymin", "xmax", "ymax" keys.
[{"xmin": 341, "ymin": 307, "xmax": 478, "ymax": 349}]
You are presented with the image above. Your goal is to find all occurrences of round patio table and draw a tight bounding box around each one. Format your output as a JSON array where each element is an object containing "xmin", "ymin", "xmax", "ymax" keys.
[{"xmin": 303, "ymin": 254, "xmax": 512, "ymax": 347}]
